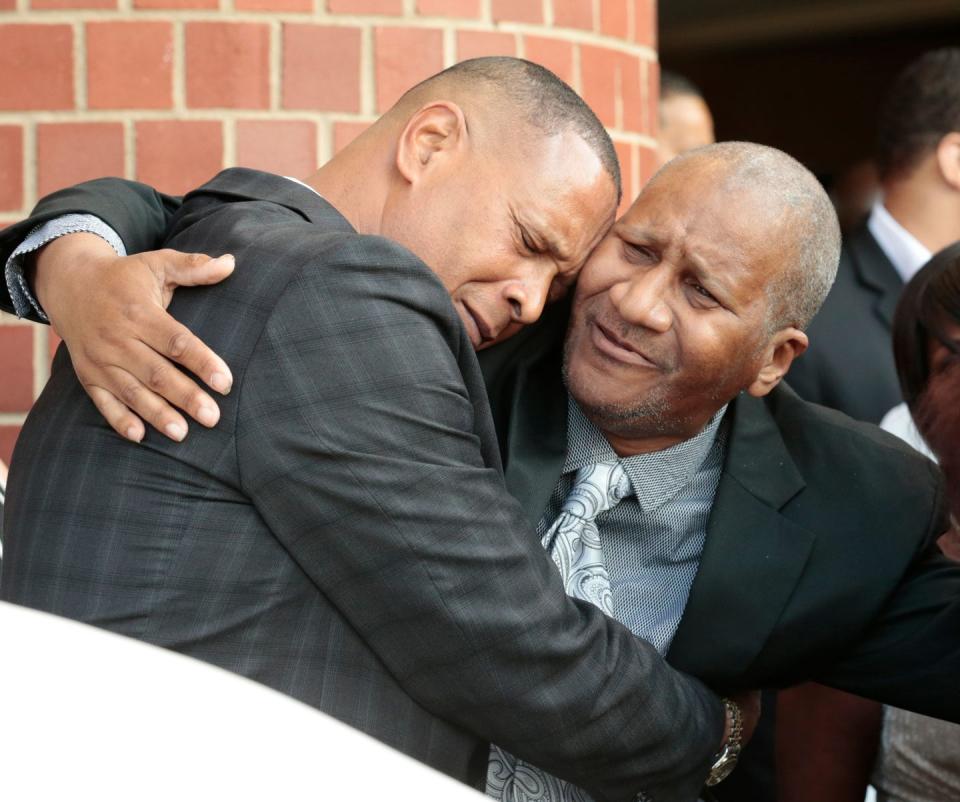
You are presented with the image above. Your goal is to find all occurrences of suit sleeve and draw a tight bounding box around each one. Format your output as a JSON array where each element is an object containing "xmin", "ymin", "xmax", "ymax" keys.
[
  {"xmin": 816, "ymin": 469, "xmax": 960, "ymax": 722},
  {"xmin": 0, "ymin": 178, "xmax": 181, "ymax": 317},
  {"xmin": 236, "ymin": 237, "xmax": 724, "ymax": 802}
]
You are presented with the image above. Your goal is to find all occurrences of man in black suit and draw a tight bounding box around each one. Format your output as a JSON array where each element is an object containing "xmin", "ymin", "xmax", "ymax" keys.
[
  {"xmin": 788, "ymin": 48, "xmax": 960, "ymax": 423},
  {"xmin": 1, "ymin": 59, "xmax": 739, "ymax": 802},
  {"xmin": 6, "ymin": 128, "xmax": 960, "ymax": 802}
]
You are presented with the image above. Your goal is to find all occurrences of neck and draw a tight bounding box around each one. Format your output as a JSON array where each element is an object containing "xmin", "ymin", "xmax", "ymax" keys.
[
  {"xmin": 595, "ymin": 409, "xmax": 719, "ymax": 458},
  {"xmin": 302, "ymin": 135, "xmax": 391, "ymax": 236},
  {"xmin": 602, "ymin": 430, "xmax": 688, "ymax": 457},
  {"xmin": 883, "ymin": 170, "xmax": 960, "ymax": 254}
]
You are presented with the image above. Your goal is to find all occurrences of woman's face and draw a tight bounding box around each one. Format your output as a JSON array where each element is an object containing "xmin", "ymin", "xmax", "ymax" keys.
[{"xmin": 917, "ymin": 320, "xmax": 960, "ymax": 550}]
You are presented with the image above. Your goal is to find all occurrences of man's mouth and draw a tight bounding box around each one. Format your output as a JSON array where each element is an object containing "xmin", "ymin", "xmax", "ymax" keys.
[
  {"xmin": 461, "ymin": 301, "xmax": 497, "ymax": 347},
  {"xmin": 592, "ymin": 320, "xmax": 660, "ymax": 368}
]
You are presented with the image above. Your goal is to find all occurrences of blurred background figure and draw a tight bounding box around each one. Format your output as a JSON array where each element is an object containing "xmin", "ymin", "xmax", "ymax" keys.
[
  {"xmin": 829, "ymin": 159, "xmax": 881, "ymax": 233},
  {"xmin": 654, "ymin": 70, "xmax": 715, "ymax": 169},
  {"xmin": 787, "ymin": 48, "xmax": 960, "ymax": 423},
  {"xmin": 0, "ymin": 457, "xmax": 6, "ymax": 569},
  {"xmin": 774, "ymin": 47, "xmax": 960, "ymax": 802},
  {"xmin": 872, "ymin": 242, "xmax": 960, "ymax": 802}
]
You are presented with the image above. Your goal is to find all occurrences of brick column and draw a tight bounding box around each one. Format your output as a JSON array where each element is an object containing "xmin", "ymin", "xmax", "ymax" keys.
[{"xmin": 0, "ymin": 0, "xmax": 658, "ymax": 465}]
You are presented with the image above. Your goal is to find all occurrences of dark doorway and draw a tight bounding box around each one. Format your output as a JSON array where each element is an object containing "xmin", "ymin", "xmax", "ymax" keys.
[{"xmin": 660, "ymin": 1, "xmax": 960, "ymax": 181}]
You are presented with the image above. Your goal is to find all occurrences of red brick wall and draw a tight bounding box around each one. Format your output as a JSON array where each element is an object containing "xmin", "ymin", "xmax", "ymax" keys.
[{"xmin": 0, "ymin": 0, "xmax": 658, "ymax": 467}]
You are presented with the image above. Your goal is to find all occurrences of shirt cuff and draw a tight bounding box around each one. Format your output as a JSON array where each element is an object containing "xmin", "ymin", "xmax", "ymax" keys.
[{"xmin": 4, "ymin": 213, "xmax": 127, "ymax": 321}]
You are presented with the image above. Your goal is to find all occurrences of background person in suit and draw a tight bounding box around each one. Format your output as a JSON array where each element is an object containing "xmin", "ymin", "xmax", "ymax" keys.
[
  {"xmin": 0, "ymin": 59, "xmax": 741, "ymax": 802},
  {"xmin": 787, "ymin": 47, "xmax": 960, "ymax": 424},
  {"xmin": 8, "ymin": 140, "xmax": 960, "ymax": 800},
  {"xmin": 777, "ymin": 47, "xmax": 960, "ymax": 802}
]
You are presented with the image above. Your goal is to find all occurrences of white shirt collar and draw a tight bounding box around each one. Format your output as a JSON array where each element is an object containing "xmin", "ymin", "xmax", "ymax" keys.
[
  {"xmin": 283, "ymin": 176, "xmax": 322, "ymax": 196},
  {"xmin": 866, "ymin": 200, "xmax": 931, "ymax": 284}
]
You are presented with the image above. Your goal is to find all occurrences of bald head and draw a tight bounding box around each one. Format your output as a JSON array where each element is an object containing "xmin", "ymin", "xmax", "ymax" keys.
[
  {"xmin": 659, "ymin": 142, "xmax": 841, "ymax": 332},
  {"xmin": 388, "ymin": 57, "xmax": 621, "ymax": 200}
]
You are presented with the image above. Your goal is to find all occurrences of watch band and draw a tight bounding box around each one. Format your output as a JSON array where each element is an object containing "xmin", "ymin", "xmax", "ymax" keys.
[{"xmin": 706, "ymin": 697, "xmax": 743, "ymax": 787}]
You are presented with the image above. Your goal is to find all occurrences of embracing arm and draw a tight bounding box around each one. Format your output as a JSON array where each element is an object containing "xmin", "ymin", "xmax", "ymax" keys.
[
  {"xmin": 816, "ymin": 472, "xmax": 960, "ymax": 722},
  {"xmin": 0, "ymin": 178, "xmax": 235, "ymax": 442},
  {"xmin": 236, "ymin": 238, "xmax": 725, "ymax": 802},
  {"xmin": 0, "ymin": 176, "xmax": 181, "ymax": 310}
]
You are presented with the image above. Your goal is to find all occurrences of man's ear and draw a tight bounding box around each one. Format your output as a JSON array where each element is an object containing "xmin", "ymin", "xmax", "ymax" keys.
[
  {"xmin": 746, "ymin": 327, "xmax": 809, "ymax": 398},
  {"xmin": 395, "ymin": 102, "xmax": 468, "ymax": 185},
  {"xmin": 935, "ymin": 131, "xmax": 960, "ymax": 191}
]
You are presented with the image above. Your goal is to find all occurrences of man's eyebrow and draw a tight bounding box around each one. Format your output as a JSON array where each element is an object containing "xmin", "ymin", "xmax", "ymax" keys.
[
  {"xmin": 685, "ymin": 249, "xmax": 735, "ymax": 300},
  {"xmin": 616, "ymin": 223, "xmax": 664, "ymax": 248},
  {"xmin": 516, "ymin": 215, "xmax": 573, "ymax": 264}
]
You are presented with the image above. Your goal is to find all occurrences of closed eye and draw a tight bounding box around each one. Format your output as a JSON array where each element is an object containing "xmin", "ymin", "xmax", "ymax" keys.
[
  {"xmin": 692, "ymin": 282, "xmax": 715, "ymax": 300},
  {"xmin": 622, "ymin": 241, "xmax": 657, "ymax": 263},
  {"xmin": 516, "ymin": 220, "xmax": 546, "ymax": 256},
  {"xmin": 686, "ymin": 279, "xmax": 720, "ymax": 307}
]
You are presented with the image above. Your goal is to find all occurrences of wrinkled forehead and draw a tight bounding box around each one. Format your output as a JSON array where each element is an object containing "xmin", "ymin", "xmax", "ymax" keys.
[
  {"xmin": 620, "ymin": 161, "xmax": 794, "ymax": 289},
  {"xmin": 631, "ymin": 158, "xmax": 788, "ymax": 242}
]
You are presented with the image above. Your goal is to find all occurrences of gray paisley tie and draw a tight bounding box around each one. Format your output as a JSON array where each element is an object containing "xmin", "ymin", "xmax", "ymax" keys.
[{"xmin": 487, "ymin": 461, "xmax": 632, "ymax": 802}]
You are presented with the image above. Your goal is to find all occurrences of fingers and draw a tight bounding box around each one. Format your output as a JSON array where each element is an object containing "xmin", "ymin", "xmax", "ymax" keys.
[
  {"xmin": 125, "ymin": 340, "xmax": 223, "ymax": 430},
  {"xmin": 77, "ymin": 335, "xmax": 221, "ymax": 444},
  {"xmin": 159, "ymin": 251, "xmax": 235, "ymax": 288},
  {"xmin": 51, "ymin": 244, "xmax": 234, "ymax": 443},
  {"xmin": 83, "ymin": 363, "xmax": 192, "ymax": 443},
  {"xmin": 141, "ymin": 312, "xmax": 233, "ymax": 397},
  {"xmin": 86, "ymin": 384, "xmax": 147, "ymax": 443}
]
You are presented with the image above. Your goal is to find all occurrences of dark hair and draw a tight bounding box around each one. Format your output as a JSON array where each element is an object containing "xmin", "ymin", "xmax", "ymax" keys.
[
  {"xmin": 877, "ymin": 48, "xmax": 960, "ymax": 180},
  {"xmin": 660, "ymin": 69, "xmax": 704, "ymax": 101},
  {"xmin": 404, "ymin": 57, "xmax": 621, "ymax": 201},
  {"xmin": 892, "ymin": 242, "xmax": 960, "ymax": 410}
]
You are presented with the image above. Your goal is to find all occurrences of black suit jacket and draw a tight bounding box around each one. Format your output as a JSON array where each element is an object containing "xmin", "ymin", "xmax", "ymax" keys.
[
  {"xmin": 786, "ymin": 223, "xmax": 904, "ymax": 423},
  {"xmin": 481, "ymin": 312, "xmax": 960, "ymax": 721},
  {"xmin": 0, "ymin": 170, "xmax": 724, "ymax": 802}
]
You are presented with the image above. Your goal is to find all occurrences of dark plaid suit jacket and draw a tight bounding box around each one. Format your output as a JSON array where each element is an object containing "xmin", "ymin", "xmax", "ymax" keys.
[{"xmin": 0, "ymin": 169, "xmax": 723, "ymax": 802}]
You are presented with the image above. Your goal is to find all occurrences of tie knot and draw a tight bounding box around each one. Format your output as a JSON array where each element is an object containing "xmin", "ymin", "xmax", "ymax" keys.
[{"xmin": 562, "ymin": 461, "xmax": 631, "ymax": 522}]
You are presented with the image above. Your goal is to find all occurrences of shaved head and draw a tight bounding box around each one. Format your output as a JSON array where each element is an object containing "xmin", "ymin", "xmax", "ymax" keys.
[{"xmin": 388, "ymin": 57, "xmax": 622, "ymax": 202}]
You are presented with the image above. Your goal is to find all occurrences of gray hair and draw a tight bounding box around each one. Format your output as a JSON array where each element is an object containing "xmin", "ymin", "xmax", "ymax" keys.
[{"xmin": 670, "ymin": 141, "xmax": 841, "ymax": 332}]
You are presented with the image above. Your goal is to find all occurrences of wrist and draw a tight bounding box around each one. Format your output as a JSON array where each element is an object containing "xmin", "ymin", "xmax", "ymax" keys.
[
  {"xmin": 706, "ymin": 697, "xmax": 743, "ymax": 787},
  {"xmin": 33, "ymin": 232, "xmax": 117, "ymax": 318}
]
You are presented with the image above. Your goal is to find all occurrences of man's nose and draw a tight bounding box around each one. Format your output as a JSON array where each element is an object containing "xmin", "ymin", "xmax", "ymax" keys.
[
  {"xmin": 504, "ymin": 270, "xmax": 550, "ymax": 326},
  {"xmin": 610, "ymin": 267, "xmax": 673, "ymax": 332}
]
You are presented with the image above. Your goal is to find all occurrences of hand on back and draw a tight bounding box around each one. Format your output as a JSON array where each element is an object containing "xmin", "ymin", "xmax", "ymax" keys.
[{"xmin": 33, "ymin": 233, "xmax": 234, "ymax": 443}]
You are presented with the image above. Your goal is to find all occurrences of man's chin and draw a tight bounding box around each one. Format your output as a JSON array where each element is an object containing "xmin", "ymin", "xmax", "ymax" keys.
[{"xmin": 564, "ymin": 361, "xmax": 668, "ymax": 431}]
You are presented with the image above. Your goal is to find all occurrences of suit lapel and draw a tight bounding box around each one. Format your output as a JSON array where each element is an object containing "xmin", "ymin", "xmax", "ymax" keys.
[
  {"xmin": 183, "ymin": 168, "xmax": 356, "ymax": 233},
  {"xmin": 847, "ymin": 224, "xmax": 903, "ymax": 329},
  {"xmin": 501, "ymin": 340, "xmax": 568, "ymax": 528},
  {"xmin": 668, "ymin": 390, "xmax": 816, "ymax": 684},
  {"xmin": 479, "ymin": 303, "xmax": 569, "ymax": 528}
]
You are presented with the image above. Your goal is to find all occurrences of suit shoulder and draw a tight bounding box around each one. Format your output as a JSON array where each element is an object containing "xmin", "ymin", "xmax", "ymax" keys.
[
  {"xmin": 293, "ymin": 231, "xmax": 454, "ymax": 313},
  {"xmin": 770, "ymin": 389, "xmax": 940, "ymax": 497},
  {"xmin": 175, "ymin": 199, "xmax": 452, "ymax": 312},
  {"xmin": 248, "ymin": 228, "xmax": 464, "ymax": 347}
]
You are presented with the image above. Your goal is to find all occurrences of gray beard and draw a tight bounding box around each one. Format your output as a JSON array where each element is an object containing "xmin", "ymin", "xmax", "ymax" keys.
[{"xmin": 561, "ymin": 347, "xmax": 676, "ymax": 438}]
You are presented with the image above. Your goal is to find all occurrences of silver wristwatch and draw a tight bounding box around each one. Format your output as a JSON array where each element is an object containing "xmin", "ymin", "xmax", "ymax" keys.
[{"xmin": 706, "ymin": 697, "xmax": 743, "ymax": 786}]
